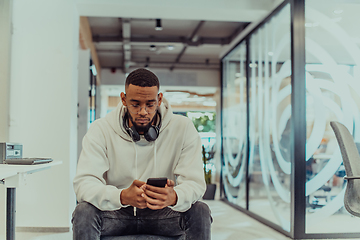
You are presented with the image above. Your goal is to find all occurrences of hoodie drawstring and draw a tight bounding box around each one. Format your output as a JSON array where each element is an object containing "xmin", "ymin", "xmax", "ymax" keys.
[
  {"xmin": 133, "ymin": 142, "xmax": 138, "ymax": 179},
  {"xmin": 154, "ymin": 141, "xmax": 157, "ymax": 177},
  {"xmin": 133, "ymin": 142, "xmax": 138, "ymax": 216},
  {"xmin": 132, "ymin": 139, "xmax": 158, "ymax": 217}
]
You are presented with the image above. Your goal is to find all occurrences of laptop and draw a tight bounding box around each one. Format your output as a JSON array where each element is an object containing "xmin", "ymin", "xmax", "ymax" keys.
[{"xmin": 4, "ymin": 158, "xmax": 53, "ymax": 165}]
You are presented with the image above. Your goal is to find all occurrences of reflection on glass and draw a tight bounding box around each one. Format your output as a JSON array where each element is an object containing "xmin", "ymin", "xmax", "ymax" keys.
[
  {"xmin": 305, "ymin": 0, "xmax": 360, "ymax": 233},
  {"xmin": 247, "ymin": 4, "xmax": 291, "ymax": 232}
]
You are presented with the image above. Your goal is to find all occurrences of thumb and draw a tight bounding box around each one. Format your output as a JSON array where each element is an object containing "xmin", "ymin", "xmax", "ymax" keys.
[{"xmin": 167, "ymin": 179, "xmax": 175, "ymax": 187}]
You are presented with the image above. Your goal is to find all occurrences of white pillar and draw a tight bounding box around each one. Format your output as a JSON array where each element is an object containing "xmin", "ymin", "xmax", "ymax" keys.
[
  {"xmin": 0, "ymin": 0, "xmax": 11, "ymax": 142},
  {"xmin": 9, "ymin": 0, "xmax": 78, "ymax": 229},
  {"xmin": 0, "ymin": 0, "xmax": 13, "ymax": 235}
]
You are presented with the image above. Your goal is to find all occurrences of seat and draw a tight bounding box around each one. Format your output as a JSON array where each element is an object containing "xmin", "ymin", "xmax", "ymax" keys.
[
  {"xmin": 330, "ymin": 121, "xmax": 360, "ymax": 217},
  {"xmin": 101, "ymin": 235, "xmax": 183, "ymax": 240}
]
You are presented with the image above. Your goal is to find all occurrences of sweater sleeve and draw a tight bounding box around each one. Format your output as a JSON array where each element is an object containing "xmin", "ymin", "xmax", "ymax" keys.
[
  {"xmin": 169, "ymin": 119, "xmax": 206, "ymax": 212},
  {"xmin": 73, "ymin": 121, "xmax": 129, "ymax": 211}
]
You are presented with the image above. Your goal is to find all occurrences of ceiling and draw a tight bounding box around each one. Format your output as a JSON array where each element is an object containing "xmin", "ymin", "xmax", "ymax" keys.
[
  {"xmin": 79, "ymin": 0, "xmax": 284, "ymax": 110},
  {"xmin": 88, "ymin": 17, "xmax": 249, "ymax": 72},
  {"xmin": 79, "ymin": 0, "xmax": 284, "ymax": 74}
]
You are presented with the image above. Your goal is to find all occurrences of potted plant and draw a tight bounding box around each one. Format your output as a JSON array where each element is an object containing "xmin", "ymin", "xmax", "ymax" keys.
[{"xmin": 202, "ymin": 145, "xmax": 217, "ymax": 200}]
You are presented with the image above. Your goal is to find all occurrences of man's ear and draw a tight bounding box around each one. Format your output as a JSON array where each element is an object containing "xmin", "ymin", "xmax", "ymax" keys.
[
  {"xmin": 158, "ymin": 92, "xmax": 163, "ymax": 106},
  {"xmin": 120, "ymin": 92, "xmax": 127, "ymax": 106}
]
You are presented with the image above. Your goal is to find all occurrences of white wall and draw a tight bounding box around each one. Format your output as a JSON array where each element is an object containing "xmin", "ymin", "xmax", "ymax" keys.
[
  {"xmin": 8, "ymin": 0, "xmax": 78, "ymax": 229},
  {"xmin": 0, "ymin": 0, "xmax": 12, "ymax": 235},
  {"xmin": 0, "ymin": 0, "xmax": 11, "ymax": 142}
]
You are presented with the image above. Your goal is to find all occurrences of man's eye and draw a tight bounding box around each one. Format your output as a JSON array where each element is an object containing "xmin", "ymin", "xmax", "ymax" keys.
[
  {"xmin": 147, "ymin": 104, "xmax": 155, "ymax": 107},
  {"xmin": 132, "ymin": 104, "xmax": 140, "ymax": 108}
]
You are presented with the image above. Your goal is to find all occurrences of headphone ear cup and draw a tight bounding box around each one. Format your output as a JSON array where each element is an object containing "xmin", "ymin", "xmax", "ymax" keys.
[
  {"xmin": 144, "ymin": 126, "xmax": 159, "ymax": 142},
  {"xmin": 123, "ymin": 112, "xmax": 140, "ymax": 142},
  {"xmin": 129, "ymin": 126, "xmax": 140, "ymax": 142}
]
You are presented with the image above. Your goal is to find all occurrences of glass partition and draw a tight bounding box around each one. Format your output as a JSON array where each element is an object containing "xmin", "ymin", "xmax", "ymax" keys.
[
  {"xmin": 305, "ymin": 0, "xmax": 360, "ymax": 234},
  {"xmin": 221, "ymin": 0, "xmax": 360, "ymax": 238},
  {"xmin": 222, "ymin": 42, "xmax": 247, "ymax": 208},
  {"xmin": 248, "ymin": 4, "xmax": 291, "ymax": 231}
]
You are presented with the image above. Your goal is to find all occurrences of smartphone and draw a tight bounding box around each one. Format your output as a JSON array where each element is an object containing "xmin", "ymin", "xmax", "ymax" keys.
[{"xmin": 146, "ymin": 177, "xmax": 167, "ymax": 188}]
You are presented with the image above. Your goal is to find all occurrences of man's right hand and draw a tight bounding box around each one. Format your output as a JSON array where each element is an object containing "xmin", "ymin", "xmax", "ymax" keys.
[{"xmin": 120, "ymin": 180, "xmax": 147, "ymax": 209}]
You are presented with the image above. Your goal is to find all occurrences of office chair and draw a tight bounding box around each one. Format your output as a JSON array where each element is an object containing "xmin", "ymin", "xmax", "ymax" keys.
[{"xmin": 330, "ymin": 121, "xmax": 360, "ymax": 217}]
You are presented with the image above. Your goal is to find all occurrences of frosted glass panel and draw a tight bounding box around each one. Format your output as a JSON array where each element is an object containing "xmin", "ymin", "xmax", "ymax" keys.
[
  {"xmin": 222, "ymin": 42, "xmax": 247, "ymax": 208},
  {"xmin": 247, "ymin": 5, "xmax": 291, "ymax": 232},
  {"xmin": 305, "ymin": 0, "xmax": 360, "ymax": 234}
]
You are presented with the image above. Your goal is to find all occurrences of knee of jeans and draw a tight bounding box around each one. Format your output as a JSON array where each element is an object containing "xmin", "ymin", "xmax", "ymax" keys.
[
  {"xmin": 72, "ymin": 202, "xmax": 100, "ymax": 224},
  {"xmin": 189, "ymin": 201, "xmax": 211, "ymax": 219}
]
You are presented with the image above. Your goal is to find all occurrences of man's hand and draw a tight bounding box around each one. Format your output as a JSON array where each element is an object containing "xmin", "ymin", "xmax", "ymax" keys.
[
  {"xmin": 141, "ymin": 179, "xmax": 178, "ymax": 210},
  {"xmin": 120, "ymin": 180, "xmax": 147, "ymax": 209}
]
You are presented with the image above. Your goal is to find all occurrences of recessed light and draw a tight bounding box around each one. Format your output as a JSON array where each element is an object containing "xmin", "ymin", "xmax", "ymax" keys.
[
  {"xmin": 268, "ymin": 52, "xmax": 274, "ymax": 56},
  {"xmin": 167, "ymin": 45, "xmax": 174, "ymax": 50},
  {"xmin": 155, "ymin": 19, "xmax": 162, "ymax": 31}
]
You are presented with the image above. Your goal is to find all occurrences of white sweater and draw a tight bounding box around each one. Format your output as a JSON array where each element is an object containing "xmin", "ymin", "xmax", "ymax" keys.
[{"xmin": 73, "ymin": 98, "xmax": 206, "ymax": 212}]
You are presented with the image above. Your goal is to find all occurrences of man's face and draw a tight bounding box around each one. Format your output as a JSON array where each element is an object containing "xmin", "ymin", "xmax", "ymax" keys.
[{"xmin": 121, "ymin": 84, "xmax": 163, "ymax": 134}]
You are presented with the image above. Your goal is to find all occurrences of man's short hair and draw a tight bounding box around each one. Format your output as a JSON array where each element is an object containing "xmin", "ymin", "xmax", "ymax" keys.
[{"xmin": 125, "ymin": 68, "xmax": 159, "ymax": 89}]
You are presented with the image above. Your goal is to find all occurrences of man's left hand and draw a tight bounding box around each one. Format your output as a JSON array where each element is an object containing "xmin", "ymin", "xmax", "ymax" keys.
[{"xmin": 141, "ymin": 179, "xmax": 178, "ymax": 210}]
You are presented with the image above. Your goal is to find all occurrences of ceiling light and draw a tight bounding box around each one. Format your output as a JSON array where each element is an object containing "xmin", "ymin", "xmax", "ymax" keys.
[
  {"xmin": 192, "ymin": 35, "xmax": 199, "ymax": 42},
  {"xmin": 333, "ymin": 9, "xmax": 343, "ymax": 15},
  {"xmin": 144, "ymin": 57, "xmax": 150, "ymax": 68},
  {"xmin": 268, "ymin": 51, "xmax": 274, "ymax": 56},
  {"xmin": 149, "ymin": 45, "xmax": 157, "ymax": 51},
  {"xmin": 167, "ymin": 45, "xmax": 174, "ymax": 50},
  {"xmin": 155, "ymin": 19, "xmax": 162, "ymax": 31}
]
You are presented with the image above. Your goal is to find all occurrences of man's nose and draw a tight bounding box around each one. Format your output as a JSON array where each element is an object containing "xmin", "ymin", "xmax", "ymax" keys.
[{"xmin": 139, "ymin": 106, "xmax": 148, "ymax": 115}]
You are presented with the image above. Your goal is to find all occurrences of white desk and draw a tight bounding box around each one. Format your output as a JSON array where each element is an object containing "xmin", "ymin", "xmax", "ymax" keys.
[{"xmin": 0, "ymin": 161, "xmax": 62, "ymax": 240}]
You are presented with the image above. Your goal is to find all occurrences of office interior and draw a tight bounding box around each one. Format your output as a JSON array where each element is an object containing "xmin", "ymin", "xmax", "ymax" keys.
[{"xmin": 2, "ymin": 0, "xmax": 360, "ymax": 239}]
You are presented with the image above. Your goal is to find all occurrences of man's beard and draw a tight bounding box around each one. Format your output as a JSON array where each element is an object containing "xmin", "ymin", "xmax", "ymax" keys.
[{"xmin": 128, "ymin": 111, "xmax": 157, "ymax": 134}]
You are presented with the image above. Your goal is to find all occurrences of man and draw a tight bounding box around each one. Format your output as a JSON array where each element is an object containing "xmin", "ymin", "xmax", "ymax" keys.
[{"xmin": 72, "ymin": 68, "xmax": 212, "ymax": 239}]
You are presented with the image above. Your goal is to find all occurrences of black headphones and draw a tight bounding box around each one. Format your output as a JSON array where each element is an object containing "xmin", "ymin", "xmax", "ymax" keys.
[{"xmin": 123, "ymin": 111, "xmax": 161, "ymax": 142}]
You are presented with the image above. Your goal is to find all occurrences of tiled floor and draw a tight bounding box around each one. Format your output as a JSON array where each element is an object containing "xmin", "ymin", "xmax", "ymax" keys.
[
  {"xmin": 205, "ymin": 200, "xmax": 291, "ymax": 240},
  {"xmin": 7, "ymin": 200, "xmax": 360, "ymax": 240}
]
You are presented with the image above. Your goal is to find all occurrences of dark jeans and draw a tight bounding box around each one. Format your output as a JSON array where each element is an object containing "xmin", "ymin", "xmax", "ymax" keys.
[{"xmin": 72, "ymin": 201, "xmax": 212, "ymax": 240}]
